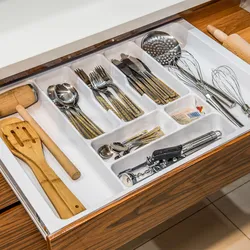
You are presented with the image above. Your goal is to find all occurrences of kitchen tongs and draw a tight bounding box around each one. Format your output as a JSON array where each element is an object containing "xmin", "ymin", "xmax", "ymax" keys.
[{"xmin": 1, "ymin": 121, "xmax": 85, "ymax": 219}]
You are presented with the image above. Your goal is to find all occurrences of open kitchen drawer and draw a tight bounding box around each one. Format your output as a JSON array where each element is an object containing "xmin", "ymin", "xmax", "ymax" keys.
[{"xmin": 1, "ymin": 1, "xmax": 250, "ymax": 250}]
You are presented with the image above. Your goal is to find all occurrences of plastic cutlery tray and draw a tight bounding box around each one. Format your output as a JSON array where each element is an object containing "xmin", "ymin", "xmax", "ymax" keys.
[{"xmin": 1, "ymin": 19, "xmax": 250, "ymax": 239}]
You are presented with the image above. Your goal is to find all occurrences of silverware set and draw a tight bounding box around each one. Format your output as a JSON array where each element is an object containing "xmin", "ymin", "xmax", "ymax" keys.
[
  {"xmin": 112, "ymin": 54, "xmax": 179, "ymax": 105},
  {"xmin": 75, "ymin": 66, "xmax": 144, "ymax": 122},
  {"xmin": 47, "ymin": 83, "xmax": 104, "ymax": 139},
  {"xmin": 97, "ymin": 127, "xmax": 164, "ymax": 160},
  {"xmin": 141, "ymin": 30, "xmax": 244, "ymax": 127}
]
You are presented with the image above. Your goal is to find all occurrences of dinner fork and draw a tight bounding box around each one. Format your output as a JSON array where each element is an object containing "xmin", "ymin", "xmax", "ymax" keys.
[
  {"xmin": 94, "ymin": 66, "xmax": 144, "ymax": 117},
  {"xmin": 74, "ymin": 68, "xmax": 121, "ymax": 118},
  {"xmin": 89, "ymin": 72, "xmax": 135, "ymax": 121}
]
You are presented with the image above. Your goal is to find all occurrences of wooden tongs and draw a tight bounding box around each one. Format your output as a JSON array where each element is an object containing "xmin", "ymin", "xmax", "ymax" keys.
[{"xmin": 0, "ymin": 118, "xmax": 85, "ymax": 219}]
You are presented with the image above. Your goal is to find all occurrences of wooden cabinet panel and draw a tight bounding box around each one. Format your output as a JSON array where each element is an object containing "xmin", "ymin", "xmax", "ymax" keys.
[
  {"xmin": 0, "ymin": 174, "xmax": 18, "ymax": 210},
  {"xmin": 0, "ymin": 205, "xmax": 46, "ymax": 250}
]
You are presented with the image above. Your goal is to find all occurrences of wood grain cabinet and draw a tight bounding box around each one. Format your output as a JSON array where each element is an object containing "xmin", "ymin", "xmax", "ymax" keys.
[{"xmin": 1, "ymin": 1, "xmax": 250, "ymax": 249}]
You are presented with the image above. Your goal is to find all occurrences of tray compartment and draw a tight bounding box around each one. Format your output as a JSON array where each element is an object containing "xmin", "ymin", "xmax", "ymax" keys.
[
  {"xmin": 164, "ymin": 93, "xmax": 212, "ymax": 125},
  {"xmin": 103, "ymin": 41, "xmax": 190, "ymax": 104},
  {"xmin": 111, "ymin": 113, "xmax": 237, "ymax": 180},
  {"xmin": 35, "ymin": 66, "xmax": 120, "ymax": 135},
  {"xmin": 91, "ymin": 110, "xmax": 179, "ymax": 163},
  {"xmin": 70, "ymin": 53, "xmax": 156, "ymax": 121},
  {"xmin": 134, "ymin": 21, "xmax": 250, "ymax": 127},
  {"xmin": 0, "ymin": 82, "xmax": 124, "ymax": 219}
]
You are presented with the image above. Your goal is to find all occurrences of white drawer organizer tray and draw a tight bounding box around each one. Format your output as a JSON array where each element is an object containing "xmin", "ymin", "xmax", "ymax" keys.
[{"xmin": 1, "ymin": 19, "xmax": 250, "ymax": 236}]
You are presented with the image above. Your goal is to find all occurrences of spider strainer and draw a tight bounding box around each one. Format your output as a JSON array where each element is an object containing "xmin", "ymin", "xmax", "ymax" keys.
[{"xmin": 141, "ymin": 31, "xmax": 181, "ymax": 66}]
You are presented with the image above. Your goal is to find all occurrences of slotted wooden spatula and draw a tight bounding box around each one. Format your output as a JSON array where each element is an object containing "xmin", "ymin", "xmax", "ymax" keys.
[
  {"xmin": 1, "ymin": 121, "xmax": 85, "ymax": 217},
  {"xmin": 0, "ymin": 118, "xmax": 80, "ymax": 219}
]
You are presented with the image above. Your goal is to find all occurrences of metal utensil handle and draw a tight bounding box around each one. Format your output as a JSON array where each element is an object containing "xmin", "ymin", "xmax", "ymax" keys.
[
  {"xmin": 206, "ymin": 94, "xmax": 244, "ymax": 127},
  {"xmin": 182, "ymin": 131, "xmax": 222, "ymax": 154},
  {"xmin": 110, "ymin": 84, "xmax": 144, "ymax": 117},
  {"xmin": 74, "ymin": 105, "xmax": 104, "ymax": 135},
  {"xmin": 63, "ymin": 109, "xmax": 92, "ymax": 139},
  {"xmin": 122, "ymin": 130, "xmax": 148, "ymax": 144},
  {"xmin": 128, "ymin": 78, "xmax": 144, "ymax": 96},
  {"xmin": 177, "ymin": 65, "xmax": 236, "ymax": 108},
  {"xmin": 105, "ymin": 91, "xmax": 134, "ymax": 121},
  {"xmin": 204, "ymin": 83, "xmax": 236, "ymax": 108},
  {"xmin": 93, "ymin": 90, "xmax": 122, "ymax": 118}
]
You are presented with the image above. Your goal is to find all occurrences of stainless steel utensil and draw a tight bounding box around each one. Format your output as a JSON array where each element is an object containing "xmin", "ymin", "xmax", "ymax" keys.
[
  {"xmin": 171, "ymin": 51, "xmax": 243, "ymax": 127},
  {"xmin": 54, "ymin": 83, "xmax": 104, "ymax": 136},
  {"xmin": 119, "ymin": 130, "xmax": 222, "ymax": 187},
  {"xmin": 47, "ymin": 84, "xmax": 104, "ymax": 139},
  {"xmin": 47, "ymin": 85, "xmax": 93, "ymax": 138},
  {"xmin": 97, "ymin": 127, "xmax": 164, "ymax": 160},
  {"xmin": 125, "ymin": 55, "xmax": 179, "ymax": 100},
  {"xmin": 89, "ymin": 71, "xmax": 135, "ymax": 121},
  {"xmin": 74, "ymin": 68, "xmax": 120, "ymax": 116},
  {"xmin": 141, "ymin": 31, "xmax": 236, "ymax": 108},
  {"xmin": 112, "ymin": 59, "xmax": 161, "ymax": 104},
  {"xmin": 212, "ymin": 65, "xmax": 250, "ymax": 116},
  {"xmin": 94, "ymin": 65, "xmax": 144, "ymax": 117},
  {"xmin": 141, "ymin": 31, "xmax": 243, "ymax": 127},
  {"xmin": 121, "ymin": 56, "xmax": 168, "ymax": 104}
]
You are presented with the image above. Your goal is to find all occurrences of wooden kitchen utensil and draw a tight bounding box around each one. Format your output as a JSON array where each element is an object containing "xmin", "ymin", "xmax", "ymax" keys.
[
  {"xmin": 207, "ymin": 25, "xmax": 250, "ymax": 64},
  {"xmin": 0, "ymin": 84, "xmax": 38, "ymax": 118},
  {"xmin": 1, "ymin": 121, "xmax": 86, "ymax": 217},
  {"xmin": 16, "ymin": 104, "xmax": 81, "ymax": 180},
  {"xmin": 0, "ymin": 117, "xmax": 79, "ymax": 219}
]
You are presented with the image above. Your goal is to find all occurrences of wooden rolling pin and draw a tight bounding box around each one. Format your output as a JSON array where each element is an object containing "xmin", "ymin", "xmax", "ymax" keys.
[
  {"xmin": 16, "ymin": 105, "xmax": 81, "ymax": 180},
  {"xmin": 207, "ymin": 25, "xmax": 250, "ymax": 64},
  {"xmin": 0, "ymin": 84, "xmax": 38, "ymax": 118}
]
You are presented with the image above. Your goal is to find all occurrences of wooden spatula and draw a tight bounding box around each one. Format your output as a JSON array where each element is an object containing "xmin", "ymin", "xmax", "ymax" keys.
[
  {"xmin": 0, "ymin": 118, "xmax": 80, "ymax": 219},
  {"xmin": 1, "ymin": 121, "xmax": 85, "ymax": 217}
]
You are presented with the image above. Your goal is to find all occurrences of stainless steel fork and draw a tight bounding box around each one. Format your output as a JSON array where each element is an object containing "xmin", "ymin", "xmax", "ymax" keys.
[
  {"xmin": 94, "ymin": 66, "xmax": 144, "ymax": 117},
  {"xmin": 89, "ymin": 72, "xmax": 135, "ymax": 121}
]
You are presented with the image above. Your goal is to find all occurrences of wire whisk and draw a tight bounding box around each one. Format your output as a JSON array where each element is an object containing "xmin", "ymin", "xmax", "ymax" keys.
[
  {"xmin": 212, "ymin": 65, "xmax": 250, "ymax": 117},
  {"xmin": 168, "ymin": 50, "xmax": 207, "ymax": 94},
  {"xmin": 168, "ymin": 51, "xmax": 243, "ymax": 128}
]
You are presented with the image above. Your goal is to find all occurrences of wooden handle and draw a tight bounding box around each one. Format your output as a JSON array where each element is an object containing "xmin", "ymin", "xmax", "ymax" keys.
[
  {"xmin": 39, "ymin": 160, "xmax": 86, "ymax": 215},
  {"xmin": 16, "ymin": 105, "xmax": 81, "ymax": 180},
  {"xmin": 13, "ymin": 151, "xmax": 75, "ymax": 219},
  {"xmin": 207, "ymin": 25, "xmax": 250, "ymax": 64},
  {"xmin": 207, "ymin": 25, "xmax": 228, "ymax": 43},
  {"xmin": 0, "ymin": 84, "xmax": 38, "ymax": 118},
  {"xmin": 224, "ymin": 35, "xmax": 250, "ymax": 64}
]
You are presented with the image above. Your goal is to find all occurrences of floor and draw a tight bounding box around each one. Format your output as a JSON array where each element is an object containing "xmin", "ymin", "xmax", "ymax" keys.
[{"xmin": 120, "ymin": 174, "xmax": 250, "ymax": 250}]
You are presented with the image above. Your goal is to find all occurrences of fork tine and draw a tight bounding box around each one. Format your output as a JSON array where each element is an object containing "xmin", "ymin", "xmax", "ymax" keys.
[
  {"xmin": 93, "ymin": 71, "xmax": 102, "ymax": 82},
  {"xmin": 95, "ymin": 65, "xmax": 112, "ymax": 82}
]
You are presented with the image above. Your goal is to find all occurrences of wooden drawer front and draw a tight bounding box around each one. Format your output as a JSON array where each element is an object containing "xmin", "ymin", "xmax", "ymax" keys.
[
  {"xmin": 0, "ymin": 175, "xmax": 18, "ymax": 210},
  {"xmin": 0, "ymin": 205, "xmax": 46, "ymax": 250},
  {"xmin": 48, "ymin": 133, "xmax": 250, "ymax": 250}
]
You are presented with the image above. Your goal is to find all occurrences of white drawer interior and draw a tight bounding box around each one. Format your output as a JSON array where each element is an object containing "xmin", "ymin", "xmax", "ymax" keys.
[{"xmin": 0, "ymin": 19, "xmax": 250, "ymax": 235}]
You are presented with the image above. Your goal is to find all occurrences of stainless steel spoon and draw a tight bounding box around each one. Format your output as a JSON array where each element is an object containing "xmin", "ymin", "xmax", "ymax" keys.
[
  {"xmin": 47, "ymin": 85, "xmax": 92, "ymax": 138},
  {"xmin": 54, "ymin": 83, "xmax": 104, "ymax": 136}
]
